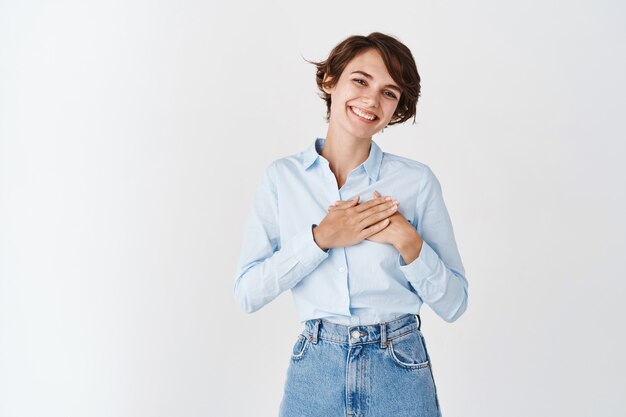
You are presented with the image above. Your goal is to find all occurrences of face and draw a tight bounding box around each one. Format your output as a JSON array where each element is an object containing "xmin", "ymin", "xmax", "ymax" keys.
[{"xmin": 323, "ymin": 48, "xmax": 402, "ymax": 140}]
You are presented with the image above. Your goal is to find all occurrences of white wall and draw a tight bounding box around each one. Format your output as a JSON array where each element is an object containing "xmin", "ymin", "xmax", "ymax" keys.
[{"xmin": 1, "ymin": 1, "xmax": 625, "ymax": 416}]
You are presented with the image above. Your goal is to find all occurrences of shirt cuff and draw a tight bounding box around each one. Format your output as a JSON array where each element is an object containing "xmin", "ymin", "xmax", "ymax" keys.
[
  {"xmin": 288, "ymin": 224, "xmax": 329, "ymax": 269},
  {"xmin": 311, "ymin": 224, "xmax": 329, "ymax": 253},
  {"xmin": 397, "ymin": 239, "xmax": 439, "ymax": 283}
]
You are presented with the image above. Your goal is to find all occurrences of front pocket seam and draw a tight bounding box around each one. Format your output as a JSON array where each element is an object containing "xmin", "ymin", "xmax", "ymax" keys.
[
  {"xmin": 290, "ymin": 335, "xmax": 310, "ymax": 361},
  {"xmin": 387, "ymin": 339, "xmax": 430, "ymax": 369}
]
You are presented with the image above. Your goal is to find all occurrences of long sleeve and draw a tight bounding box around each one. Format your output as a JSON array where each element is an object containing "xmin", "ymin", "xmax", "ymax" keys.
[
  {"xmin": 396, "ymin": 167, "xmax": 469, "ymax": 322},
  {"xmin": 233, "ymin": 162, "xmax": 330, "ymax": 314}
]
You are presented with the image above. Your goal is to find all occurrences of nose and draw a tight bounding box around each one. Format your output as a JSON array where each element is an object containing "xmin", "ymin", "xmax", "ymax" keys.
[{"xmin": 360, "ymin": 91, "xmax": 379, "ymax": 108}]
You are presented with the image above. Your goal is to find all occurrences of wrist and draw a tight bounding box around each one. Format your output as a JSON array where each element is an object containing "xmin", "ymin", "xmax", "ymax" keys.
[
  {"xmin": 312, "ymin": 224, "xmax": 329, "ymax": 252},
  {"xmin": 396, "ymin": 231, "xmax": 423, "ymax": 264}
]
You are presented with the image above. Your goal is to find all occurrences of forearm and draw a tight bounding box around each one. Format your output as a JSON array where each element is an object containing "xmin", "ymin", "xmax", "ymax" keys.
[
  {"xmin": 234, "ymin": 225, "xmax": 329, "ymax": 313},
  {"xmin": 397, "ymin": 240, "xmax": 468, "ymax": 322},
  {"xmin": 395, "ymin": 228, "xmax": 423, "ymax": 265}
]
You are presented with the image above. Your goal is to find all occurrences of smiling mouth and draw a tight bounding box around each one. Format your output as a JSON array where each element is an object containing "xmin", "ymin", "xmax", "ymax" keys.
[{"xmin": 349, "ymin": 106, "xmax": 378, "ymax": 122}]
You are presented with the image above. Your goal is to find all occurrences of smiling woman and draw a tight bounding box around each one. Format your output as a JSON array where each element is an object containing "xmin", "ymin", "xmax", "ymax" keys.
[
  {"xmin": 233, "ymin": 32, "xmax": 468, "ymax": 417},
  {"xmin": 323, "ymin": 49, "xmax": 403, "ymax": 137},
  {"xmin": 310, "ymin": 32, "xmax": 421, "ymax": 128}
]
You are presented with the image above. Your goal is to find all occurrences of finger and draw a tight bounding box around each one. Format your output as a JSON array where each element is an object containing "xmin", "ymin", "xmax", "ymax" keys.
[
  {"xmin": 354, "ymin": 198, "xmax": 388, "ymax": 214},
  {"xmin": 371, "ymin": 202, "xmax": 399, "ymax": 222},
  {"xmin": 371, "ymin": 190, "xmax": 399, "ymax": 208},
  {"xmin": 354, "ymin": 195, "xmax": 392, "ymax": 213},
  {"xmin": 360, "ymin": 217, "xmax": 390, "ymax": 239},
  {"xmin": 333, "ymin": 196, "xmax": 360, "ymax": 206},
  {"xmin": 373, "ymin": 190, "xmax": 397, "ymax": 205},
  {"xmin": 328, "ymin": 196, "xmax": 359, "ymax": 211},
  {"xmin": 329, "ymin": 199, "xmax": 348, "ymax": 207}
]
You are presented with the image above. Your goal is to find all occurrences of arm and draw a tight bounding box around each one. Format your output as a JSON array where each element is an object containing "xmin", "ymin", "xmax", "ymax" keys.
[
  {"xmin": 396, "ymin": 167, "xmax": 469, "ymax": 323},
  {"xmin": 233, "ymin": 162, "xmax": 330, "ymax": 313}
]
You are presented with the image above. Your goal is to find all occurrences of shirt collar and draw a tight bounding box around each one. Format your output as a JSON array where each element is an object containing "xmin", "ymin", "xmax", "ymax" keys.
[{"xmin": 302, "ymin": 137, "xmax": 383, "ymax": 182}]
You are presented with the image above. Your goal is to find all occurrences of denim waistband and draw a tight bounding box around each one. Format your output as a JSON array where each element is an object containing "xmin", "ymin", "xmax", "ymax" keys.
[{"xmin": 303, "ymin": 313, "xmax": 421, "ymax": 348}]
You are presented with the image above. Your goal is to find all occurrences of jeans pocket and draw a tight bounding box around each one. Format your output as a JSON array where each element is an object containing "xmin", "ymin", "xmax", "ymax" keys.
[
  {"xmin": 387, "ymin": 330, "xmax": 430, "ymax": 369},
  {"xmin": 290, "ymin": 333, "xmax": 311, "ymax": 361}
]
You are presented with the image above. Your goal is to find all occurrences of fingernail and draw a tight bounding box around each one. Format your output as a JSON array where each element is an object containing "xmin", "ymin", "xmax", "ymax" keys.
[
  {"xmin": 393, "ymin": 200, "xmax": 400, "ymax": 205},
  {"xmin": 385, "ymin": 196, "xmax": 391, "ymax": 201}
]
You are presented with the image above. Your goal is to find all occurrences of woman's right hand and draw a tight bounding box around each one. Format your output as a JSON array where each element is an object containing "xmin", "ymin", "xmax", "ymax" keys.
[{"xmin": 312, "ymin": 195, "xmax": 398, "ymax": 251}]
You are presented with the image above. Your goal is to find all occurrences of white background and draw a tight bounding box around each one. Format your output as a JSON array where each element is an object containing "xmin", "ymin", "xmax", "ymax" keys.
[{"xmin": 1, "ymin": 1, "xmax": 625, "ymax": 416}]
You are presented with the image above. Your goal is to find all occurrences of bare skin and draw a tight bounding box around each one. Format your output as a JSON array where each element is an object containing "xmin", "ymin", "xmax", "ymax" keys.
[
  {"xmin": 312, "ymin": 194, "xmax": 398, "ymax": 250},
  {"xmin": 313, "ymin": 191, "xmax": 424, "ymax": 264},
  {"xmin": 318, "ymin": 191, "xmax": 424, "ymax": 264}
]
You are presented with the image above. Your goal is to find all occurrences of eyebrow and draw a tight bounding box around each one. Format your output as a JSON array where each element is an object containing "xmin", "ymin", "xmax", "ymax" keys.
[{"xmin": 350, "ymin": 70, "xmax": 402, "ymax": 94}]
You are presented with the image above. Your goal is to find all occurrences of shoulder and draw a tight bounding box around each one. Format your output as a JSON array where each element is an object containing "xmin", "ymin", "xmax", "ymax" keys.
[
  {"xmin": 256, "ymin": 149, "xmax": 305, "ymax": 187},
  {"xmin": 380, "ymin": 150, "xmax": 438, "ymax": 184},
  {"xmin": 263, "ymin": 149, "xmax": 307, "ymax": 177}
]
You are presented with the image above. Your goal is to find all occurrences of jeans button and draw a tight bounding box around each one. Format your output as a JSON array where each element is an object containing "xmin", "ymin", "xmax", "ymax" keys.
[{"xmin": 351, "ymin": 330, "xmax": 361, "ymax": 339}]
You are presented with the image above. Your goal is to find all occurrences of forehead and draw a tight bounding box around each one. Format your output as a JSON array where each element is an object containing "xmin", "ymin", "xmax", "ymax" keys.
[{"xmin": 343, "ymin": 49, "xmax": 395, "ymax": 82}]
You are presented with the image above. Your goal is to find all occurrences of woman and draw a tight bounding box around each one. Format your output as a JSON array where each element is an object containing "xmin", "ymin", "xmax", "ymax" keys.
[{"xmin": 233, "ymin": 32, "xmax": 468, "ymax": 417}]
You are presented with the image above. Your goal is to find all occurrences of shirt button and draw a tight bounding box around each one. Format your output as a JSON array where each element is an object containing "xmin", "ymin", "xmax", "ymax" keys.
[
  {"xmin": 351, "ymin": 330, "xmax": 361, "ymax": 339},
  {"xmin": 338, "ymin": 266, "xmax": 346, "ymax": 273}
]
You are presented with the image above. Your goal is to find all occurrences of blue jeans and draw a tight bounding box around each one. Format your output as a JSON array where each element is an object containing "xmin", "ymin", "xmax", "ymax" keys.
[{"xmin": 279, "ymin": 313, "xmax": 442, "ymax": 417}]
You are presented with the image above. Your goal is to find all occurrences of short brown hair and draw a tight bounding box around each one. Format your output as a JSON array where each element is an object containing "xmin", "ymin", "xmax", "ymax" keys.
[{"xmin": 306, "ymin": 32, "xmax": 421, "ymax": 126}]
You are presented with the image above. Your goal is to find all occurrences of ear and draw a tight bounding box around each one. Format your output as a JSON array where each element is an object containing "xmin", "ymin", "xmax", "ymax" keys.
[{"xmin": 322, "ymin": 75, "xmax": 335, "ymax": 95}]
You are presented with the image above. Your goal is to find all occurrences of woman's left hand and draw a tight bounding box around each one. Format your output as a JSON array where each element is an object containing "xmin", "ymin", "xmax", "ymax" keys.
[{"xmin": 328, "ymin": 191, "xmax": 424, "ymax": 263}]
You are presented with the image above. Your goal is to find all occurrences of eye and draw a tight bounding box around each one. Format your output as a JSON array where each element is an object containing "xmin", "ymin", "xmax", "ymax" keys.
[
  {"xmin": 384, "ymin": 91, "xmax": 398, "ymax": 99},
  {"xmin": 352, "ymin": 78, "xmax": 366, "ymax": 85}
]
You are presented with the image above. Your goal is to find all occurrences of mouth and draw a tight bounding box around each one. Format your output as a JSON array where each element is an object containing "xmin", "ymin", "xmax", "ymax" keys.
[{"xmin": 349, "ymin": 106, "xmax": 378, "ymax": 123}]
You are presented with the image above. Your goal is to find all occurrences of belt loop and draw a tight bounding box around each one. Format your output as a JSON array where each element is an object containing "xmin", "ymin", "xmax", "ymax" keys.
[
  {"xmin": 416, "ymin": 314, "xmax": 421, "ymax": 331},
  {"xmin": 311, "ymin": 319, "xmax": 321, "ymax": 344},
  {"xmin": 380, "ymin": 321, "xmax": 387, "ymax": 349}
]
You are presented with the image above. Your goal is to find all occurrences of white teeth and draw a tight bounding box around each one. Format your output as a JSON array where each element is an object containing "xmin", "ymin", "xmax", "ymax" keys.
[{"xmin": 351, "ymin": 106, "xmax": 376, "ymax": 121}]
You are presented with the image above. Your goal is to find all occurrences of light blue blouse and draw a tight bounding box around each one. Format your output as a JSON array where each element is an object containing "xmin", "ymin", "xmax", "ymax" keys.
[{"xmin": 233, "ymin": 137, "xmax": 468, "ymax": 325}]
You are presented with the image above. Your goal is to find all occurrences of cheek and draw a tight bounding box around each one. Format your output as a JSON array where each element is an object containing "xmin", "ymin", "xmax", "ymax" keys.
[
  {"xmin": 331, "ymin": 91, "xmax": 354, "ymax": 112},
  {"xmin": 339, "ymin": 84, "xmax": 361, "ymax": 100},
  {"xmin": 385, "ymin": 101, "xmax": 400, "ymax": 117}
]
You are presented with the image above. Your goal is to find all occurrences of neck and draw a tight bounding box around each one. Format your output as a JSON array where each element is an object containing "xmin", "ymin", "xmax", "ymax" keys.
[{"xmin": 321, "ymin": 124, "xmax": 372, "ymax": 187}]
